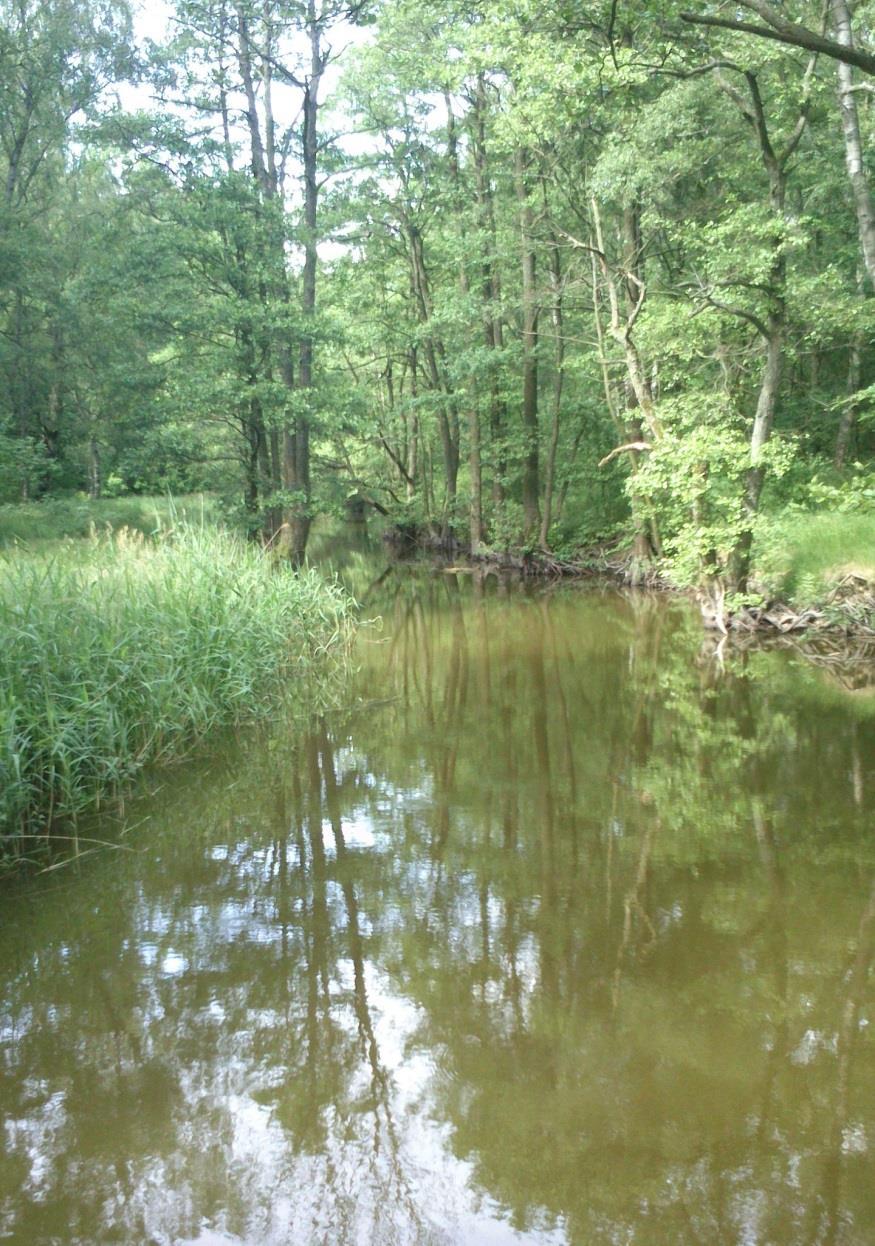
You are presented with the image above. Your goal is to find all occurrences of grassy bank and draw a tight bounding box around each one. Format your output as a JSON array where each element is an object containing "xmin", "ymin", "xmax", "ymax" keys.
[
  {"xmin": 0, "ymin": 494, "xmax": 217, "ymax": 547},
  {"xmin": 0, "ymin": 526, "xmax": 353, "ymax": 866},
  {"xmin": 756, "ymin": 512, "xmax": 875, "ymax": 601},
  {"xmin": 749, "ymin": 511, "xmax": 875, "ymax": 634}
]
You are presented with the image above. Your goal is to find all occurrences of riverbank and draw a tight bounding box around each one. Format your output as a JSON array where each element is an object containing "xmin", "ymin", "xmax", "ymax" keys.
[
  {"xmin": 384, "ymin": 509, "xmax": 875, "ymax": 639},
  {"xmin": 0, "ymin": 525, "xmax": 353, "ymax": 868}
]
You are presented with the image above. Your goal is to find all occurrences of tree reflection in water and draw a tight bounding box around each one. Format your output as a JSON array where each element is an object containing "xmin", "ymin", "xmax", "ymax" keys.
[{"xmin": 1, "ymin": 572, "xmax": 874, "ymax": 1245}]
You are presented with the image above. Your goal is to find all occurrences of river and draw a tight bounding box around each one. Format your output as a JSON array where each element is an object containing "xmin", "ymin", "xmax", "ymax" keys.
[{"xmin": 1, "ymin": 549, "xmax": 874, "ymax": 1245}]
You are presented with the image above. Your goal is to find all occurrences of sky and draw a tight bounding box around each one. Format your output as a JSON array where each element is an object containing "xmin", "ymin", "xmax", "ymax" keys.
[
  {"xmin": 121, "ymin": 1, "xmax": 383, "ymax": 264},
  {"xmin": 127, "ymin": 0, "xmax": 377, "ymax": 161}
]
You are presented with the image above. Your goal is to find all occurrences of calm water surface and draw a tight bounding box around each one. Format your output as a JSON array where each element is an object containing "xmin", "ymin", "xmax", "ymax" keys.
[{"xmin": 2, "ymin": 558, "xmax": 875, "ymax": 1245}]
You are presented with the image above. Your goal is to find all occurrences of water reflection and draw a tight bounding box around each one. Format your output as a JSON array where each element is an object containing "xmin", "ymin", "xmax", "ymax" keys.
[{"xmin": 1, "ymin": 573, "xmax": 874, "ymax": 1245}]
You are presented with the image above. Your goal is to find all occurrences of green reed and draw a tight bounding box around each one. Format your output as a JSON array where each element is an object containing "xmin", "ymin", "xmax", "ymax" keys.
[{"xmin": 0, "ymin": 525, "xmax": 353, "ymax": 863}]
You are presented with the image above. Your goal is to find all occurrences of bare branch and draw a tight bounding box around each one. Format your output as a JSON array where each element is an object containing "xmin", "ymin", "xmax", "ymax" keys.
[
  {"xmin": 693, "ymin": 290, "xmax": 770, "ymax": 339},
  {"xmin": 780, "ymin": 54, "xmax": 818, "ymax": 164},
  {"xmin": 599, "ymin": 442, "xmax": 652, "ymax": 467}
]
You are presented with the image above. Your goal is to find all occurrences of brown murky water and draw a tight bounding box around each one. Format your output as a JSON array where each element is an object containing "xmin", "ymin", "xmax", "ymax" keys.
[{"xmin": 2, "ymin": 558, "xmax": 875, "ymax": 1245}]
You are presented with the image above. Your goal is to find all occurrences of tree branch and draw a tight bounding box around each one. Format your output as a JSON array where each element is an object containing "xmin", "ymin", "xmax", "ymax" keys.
[
  {"xmin": 692, "ymin": 290, "xmax": 771, "ymax": 339},
  {"xmin": 599, "ymin": 442, "xmax": 652, "ymax": 467},
  {"xmin": 680, "ymin": 8, "xmax": 875, "ymax": 77}
]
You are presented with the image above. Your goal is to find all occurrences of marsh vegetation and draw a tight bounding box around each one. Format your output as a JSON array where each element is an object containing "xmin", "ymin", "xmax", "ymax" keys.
[{"xmin": 0, "ymin": 525, "xmax": 352, "ymax": 864}]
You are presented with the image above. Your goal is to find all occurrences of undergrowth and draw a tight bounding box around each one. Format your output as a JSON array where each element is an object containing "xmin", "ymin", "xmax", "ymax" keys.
[
  {"xmin": 754, "ymin": 510, "xmax": 875, "ymax": 604},
  {"xmin": 0, "ymin": 494, "xmax": 217, "ymax": 547}
]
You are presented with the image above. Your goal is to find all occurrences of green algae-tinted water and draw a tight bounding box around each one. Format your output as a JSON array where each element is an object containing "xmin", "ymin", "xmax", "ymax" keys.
[{"xmin": 1, "ymin": 569, "xmax": 874, "ymax": 1245}]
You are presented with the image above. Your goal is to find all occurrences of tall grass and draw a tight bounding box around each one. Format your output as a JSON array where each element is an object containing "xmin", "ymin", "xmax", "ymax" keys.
[
  {"xmin": 0, "ymin": 494, "xmax": 217, "ymax": 547},
  {"xmin": 0, "ymin": 525, "xmax": 353, "ymax": 863},
  {"xmin": 755, "ymin": 511, "xmax": 875, "ymax": 602}
]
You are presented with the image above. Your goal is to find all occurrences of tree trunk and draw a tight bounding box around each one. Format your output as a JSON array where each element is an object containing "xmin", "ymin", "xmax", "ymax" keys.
[
  {"xmin": 620, "ymin": 202, "xmax": 660, "ymax": 442},
  {"xmin": 407, "ymin": 222, "xmax": 459, "ymax": 521},
  {"xmin": 236, "ymin": 1, "xmax": 318, "ymax": 564},
  {"xmin": 236, "ymin": 317, "xmax": 272, "ymax": 535},
  {"xmin": 283, "ymin": 6, "xmax": 322, "ymax": 566},
  {"xmin": 445, "ymin": 92, "xmax": 483, "ymax": 552},
  {"xmin": 471, "ymin": 74, "xmax": 506, "ymax": 513},
  {"xmin": 88, "ymin": 437, "xmax": 100, "ymax": 500},
  {"xmin": 733, "ymin": 315, "xmax": 783, "ymax": 585},
  {"xmin": 740, "ymin": 110, "xmax": 787, "ymax": 586},
  {"xmin": 832, "ymin": 0, "xmax": 875, "ymax": 288},
  {"xmin": 591, "ymin": 199, "xmax": 660, "ymax": 561},
  {"xmin": 836, "ymin": 330, "xmax": 863, "ymax": 468},
  {"xmin": 539, "ymin": 228, "xmax": 564, "ymax": 550},
  {"xmin": 244, "ymin": 410, "xmax": 261, "ymax": 521},
  {"xmin": 712, "ymin": 67, "xmax": 809, "ymax": 589},
  {"xmin": 515, "ymin": 147, "xmax": 540, "ymax": 542},
  {"xmin": 407, "ymin": 347, "xmax": 420, "ymax": 503}
]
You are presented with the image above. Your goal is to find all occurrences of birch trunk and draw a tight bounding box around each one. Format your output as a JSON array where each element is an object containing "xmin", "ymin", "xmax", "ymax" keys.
[{"xmin": 832, "ymin": 0, "xmax": 875, "ymax": 287}]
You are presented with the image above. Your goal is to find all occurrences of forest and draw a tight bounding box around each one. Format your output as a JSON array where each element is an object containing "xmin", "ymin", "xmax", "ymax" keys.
[
  {"xmin": 3, "ymin": 5, "xmax": 875, "ymax": 1238},
  {"xmin": 2, "ymin": 0, "xmax": 874, "ymax": 593}
]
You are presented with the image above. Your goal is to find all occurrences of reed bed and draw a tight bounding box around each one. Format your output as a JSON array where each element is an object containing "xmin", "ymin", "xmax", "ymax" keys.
[{"xmin": 0, "ymin": 526, "xmax": 353, "ymax": 863}]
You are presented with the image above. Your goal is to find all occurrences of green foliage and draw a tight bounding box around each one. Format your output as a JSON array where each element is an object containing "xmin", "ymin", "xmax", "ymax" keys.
[
  {"xmin": 632, "ymin": 394, "xmax": 800, "ymax": 585},
  {"xmin": 1, "ymin": 0, "xmax": 874, "ymax": 579},
  {"xmin": 0, "ymin": 525, "xmax": 354, "ymax": 858},
  {"xmin": 804, "ymin": 465, "xmax": 875, "ymax": 511}
]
